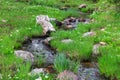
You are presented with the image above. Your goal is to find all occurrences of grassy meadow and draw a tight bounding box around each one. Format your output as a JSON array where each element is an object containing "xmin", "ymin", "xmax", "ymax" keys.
[{"xmin": 0, "ymin": 0, "xmax": 120, "ymax": 79}]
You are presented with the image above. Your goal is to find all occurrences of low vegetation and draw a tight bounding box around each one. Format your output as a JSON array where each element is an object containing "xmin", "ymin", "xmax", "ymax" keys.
[{"xmin": 0, "ymin": 0, "xmax": 120, "ymax": 79}]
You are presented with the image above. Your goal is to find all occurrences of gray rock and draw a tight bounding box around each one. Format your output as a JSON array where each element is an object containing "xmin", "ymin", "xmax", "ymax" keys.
[
  {"xmin": 43, "ymin": 37, "xmax": 53, "ymax": 44},
  {"xmin": 65, "ymin": 25, "xmax": 74, "ymax": 29},
  {"xmin": 61, "ymin": 39, "xmax": 73, "ymax": 43},
  {"xmin": 29, "ymin": 68, "xmax": 45, "ymax": 76},
  {"xmin": 92, "ymin": 44, "xmax": 101, "ymax": 56},
  {"xmin": 84, "ymin": 19, "xmax": 91, "ymax": 24},
  {"xmin": 78, "ymin": 4, "xmax": 87, "ymax": 9},
  {"xmin": 36, "ymin": 15, "xmax": 55, "ymax": 35},
  {"xmin": 57, "ymin": 70, "xmax": 78, "ymax": 80},
  {"xmin": 14, "ymin": 50, "xmax": 34, "ymax": 63},
  {"xmin": 92, "ymin": 42, "xmax": 106, "ymax": 57},
  {"xmin": 34, "ymin": 51, "xmax": 54, "ymax": 64},
  {"xmin": 99, "ymin": 42, "xmax": 106, "ymax": 46},
  {"xmin": 78, "ymin": 67, "xmax": 101, "ymax": 80},
  {"xmin": 83, "ymin": 31, "xmax": 96, "ymax": 37},
  {"xmin": 1, "ymin": 19, "xmax": 7, "ymax": 23}
]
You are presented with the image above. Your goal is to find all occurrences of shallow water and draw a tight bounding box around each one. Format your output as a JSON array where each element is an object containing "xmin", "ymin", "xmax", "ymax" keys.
[{"xmin": 22, "ymin": 37, "xmax": 55, "ymax": 66}]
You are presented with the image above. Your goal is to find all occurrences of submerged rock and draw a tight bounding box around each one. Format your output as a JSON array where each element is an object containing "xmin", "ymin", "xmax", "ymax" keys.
[
  {"xmin": 78, "ymin": 67, "xmax": 100, "ymax": 80},
  {"xmin": 22, "ymin": 38, "xmax": 54, "ymax": 65},
  {"xmin": 55, "ymin": 17, "xmax": 91, "ymax": 30},
  {"xmin": 78, "ymin": 62, "xmax": 106, "ymax": 80},
  {"xmin": 14, "ymin": 50, "xmax": 34, "ymax": 63},
  {"xmin": 57, "ymin": 70, "xmax": 78, "ymax": 80},
  {"xmin": 62, "ymin": 17, "xmax": 78, "ymax": 29}
]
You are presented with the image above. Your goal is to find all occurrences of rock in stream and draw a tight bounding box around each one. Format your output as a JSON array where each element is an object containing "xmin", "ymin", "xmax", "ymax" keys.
[
  {"xmin": 78, "ymin": 62, "xmax": 107, "ymax": 80},
  {"xmin": 22, "ymin": 37, "xmax": 55, "ymax": 66}
]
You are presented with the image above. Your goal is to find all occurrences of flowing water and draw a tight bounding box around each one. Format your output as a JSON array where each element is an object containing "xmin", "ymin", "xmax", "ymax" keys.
[{"xmin": 20, "ymin": 17, "xmax": 108, "ymax": 80}]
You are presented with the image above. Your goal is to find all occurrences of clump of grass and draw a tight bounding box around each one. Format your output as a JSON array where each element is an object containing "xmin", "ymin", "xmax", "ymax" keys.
[
  {"xmin": 54, "ymin": 53, "xmax": 70, "ymax": 73},
  {"xmin": 0, "ymin": 54, "xmax": 32, "ymax": 80},
  {"xmin": 98, "ymin": 46, "xmax": 120, "ymax": 79},
  {"xmin": 54, "ymin": 53, "xmax": 79, "ymax": 73}
]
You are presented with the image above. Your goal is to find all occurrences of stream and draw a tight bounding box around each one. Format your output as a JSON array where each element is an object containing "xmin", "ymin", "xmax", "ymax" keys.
[{"xmin": 19, "ymin": 16, "xmax": 108, "ymax": 80}]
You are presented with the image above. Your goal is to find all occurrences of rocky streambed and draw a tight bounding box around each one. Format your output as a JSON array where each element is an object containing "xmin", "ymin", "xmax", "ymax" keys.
[
  {"xmin": 14, "ymin": 15, "xmax": 108, "ymax": 80},
  {"xmin": 16, "ymin": 36, "xmax": 107, "ymax": 80}
]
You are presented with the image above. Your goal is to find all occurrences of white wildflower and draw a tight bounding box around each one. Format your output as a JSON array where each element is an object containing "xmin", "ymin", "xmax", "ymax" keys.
[
  {"xmin": 45, "ymin": 75, "xmax": 49, "ymax": 78},
  {"xmin": 16, "ymin": 30, "xmax": 19, "ymax": 32},
  {"xmin": 28, "ymin": 28, "xmax": 32, "ymax": 30},
  {"xmin": 35, "ymin": 77, "xmax": 42, "ymax": 80}
]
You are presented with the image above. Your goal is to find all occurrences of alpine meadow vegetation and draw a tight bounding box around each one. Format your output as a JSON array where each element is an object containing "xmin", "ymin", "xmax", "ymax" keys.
[{"xmin": 0, "ymin": 0, "xmax": 120, "ymax": 80}]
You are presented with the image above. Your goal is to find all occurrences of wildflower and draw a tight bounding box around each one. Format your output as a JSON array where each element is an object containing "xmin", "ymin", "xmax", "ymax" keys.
[
  {"xmin": 10, "ymin": 34, "xmax": 12, "ymax": 37},
  {"xmin": 16, "ymin": 30, "xmax": 19, "ymax": 32},
  {"xmin": 35, "ymin": 77, "xmax": 42, "ymax": 80},
  {"xmin": 45, "ymin": 75, "xmax": 49, "ymax": 78},
  {"xmin": 28, "ymin": 28, "xmax": 32, "ymax": 30}
]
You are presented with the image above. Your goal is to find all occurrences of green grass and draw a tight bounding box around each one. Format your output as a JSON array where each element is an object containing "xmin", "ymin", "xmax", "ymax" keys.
[
  {"xmin": 0, "ymin": 0, "xmax": 120, "ymax": 79},
  {"xmin": 99, "ymin": 46, "xmax": 120, "ymax": 79},
  {"xmin": 54, "ymin": 53, "xmax": 79, "ymax": 73},
  {"xmin": 54, "ymin": 53, "xmax": 70, "ymax": 73}
]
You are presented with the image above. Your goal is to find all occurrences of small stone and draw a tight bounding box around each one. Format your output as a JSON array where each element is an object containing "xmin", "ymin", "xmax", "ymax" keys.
[
  {"xmin": 1, "ymin": 20, "xmax": 7, "ymax": 23},
  {"xmin": 60, "ymin": 6, "xmax": 68, "ymax": 10},
  {"xmin": 29, "ymin": 68, "xmax": 45, "ymax": 76},
  {"xmin": 99, "ymin": 42, "xmax": 106, "ymax": 46},
  {"xmin": 57, "ymin": 70, "xmax": 78, "ymax": 80},
  {"xmin": 14, "ymin": 50, "xmax": 34, "ymax": 63},
  {"xmin": 92, "ymin": 42, "xmax": 106, "ymax": 57},
  {"xmin": 61, "ymin": 39, "xmax": 73, "ymax": 43},
  {"xmin": 92, "ymin": 44, "xmax": 101, "ymax": 56},
  {"xmin": 83, "ymin": 31, "xmax": 96, "ymax": 37},
  {"xmin": 43, "ymin": 37, "xmax": 53, "ymax": 44},
  {"xmin": 78, "ymin": 4, "xmax": 86, "ymax": 9},
  {"xmin": 0, "ymin": 74, "xmax": 2, "ymax": 80},
  {"xmin": 65, "ymin": 25, "xmax": 74, "ymax": 29},
  {"xmin": 100, "ymin": 28, "xmax": 106, "ymax": 31}
]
